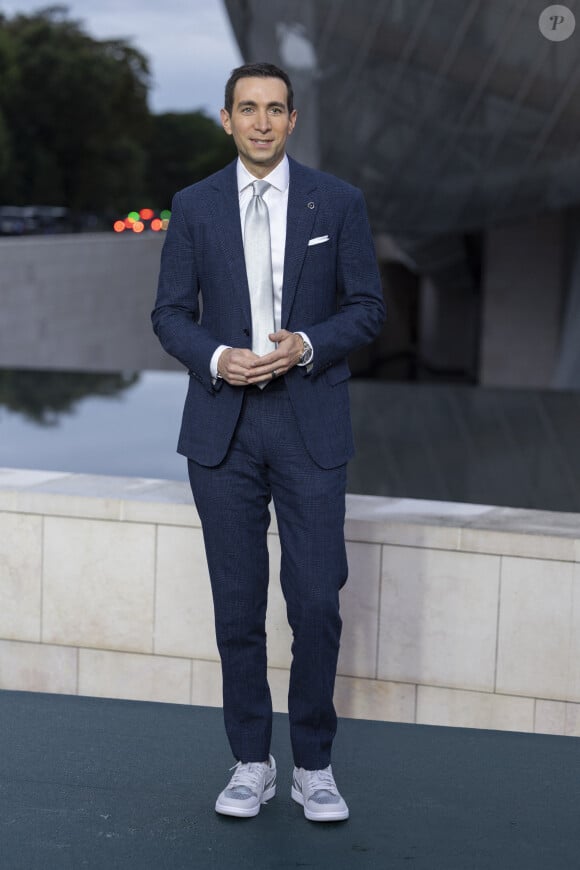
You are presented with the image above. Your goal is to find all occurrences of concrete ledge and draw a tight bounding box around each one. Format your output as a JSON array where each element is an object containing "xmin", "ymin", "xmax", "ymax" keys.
[{"xmin": 2, "ymin": 466, "xmax": 580, "ymax": 735}]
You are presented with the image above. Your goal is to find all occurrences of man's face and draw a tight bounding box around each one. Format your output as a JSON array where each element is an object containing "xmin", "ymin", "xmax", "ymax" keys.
[{"xmin": 220, "ymin": 76, "xmax": 297, "ymax": 178}]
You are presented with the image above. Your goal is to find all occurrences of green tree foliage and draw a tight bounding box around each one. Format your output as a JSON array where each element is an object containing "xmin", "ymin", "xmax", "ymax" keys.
[
  {"xmin": 0, "ymin": 24, "xmax": 15, "ymax": 186},
  {"xmin": 0, "ymin": 6, "xmax": 151, "ymax": 212},
  {"xmin": 0, "ymin": 369, "xmax": 139, "ymax": 425},
  {"xmin": 0, "ymin": 6, "xmax": 234, "ymax": 217},
  {"xmin": 148, "ymin": 111, "xmax": 237, "ymax": 209}
]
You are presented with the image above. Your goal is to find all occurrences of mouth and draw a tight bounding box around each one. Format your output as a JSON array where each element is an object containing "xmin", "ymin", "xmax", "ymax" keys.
[{"xmin": 250, "ymin": 139, "xmax": 274, "ymax": 148}]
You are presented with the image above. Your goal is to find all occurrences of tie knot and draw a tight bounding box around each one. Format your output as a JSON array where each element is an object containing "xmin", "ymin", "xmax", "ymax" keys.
[{"xmin": 252, "ymin": 180, "xmax": 270, "ymax": 198}]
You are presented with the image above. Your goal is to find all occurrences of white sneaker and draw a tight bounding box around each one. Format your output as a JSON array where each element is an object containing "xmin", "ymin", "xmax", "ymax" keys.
[
  {"xmin": 291, "ymin": 765, "xmax": 349, "ymax": 822},
  {"xmin": 215, "ymin": 755, "xmax": 276, "ymax": 817}
]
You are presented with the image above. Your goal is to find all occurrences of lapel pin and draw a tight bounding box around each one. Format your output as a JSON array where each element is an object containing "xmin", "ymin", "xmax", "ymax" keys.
[{"xmin": 307, "ymin": 202, "xmax": 315, "ymax": 209}]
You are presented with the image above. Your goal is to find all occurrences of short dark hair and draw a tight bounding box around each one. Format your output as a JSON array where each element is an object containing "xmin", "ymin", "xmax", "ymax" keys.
[{"xmin": 224, "ymin": 62, "xmax": 294, "ymax": 115}]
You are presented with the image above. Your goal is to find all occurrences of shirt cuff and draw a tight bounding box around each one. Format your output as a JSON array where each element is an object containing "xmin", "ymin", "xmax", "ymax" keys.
[
  {"xmin": 295, "ymin": 331, "xmax": 313, "ymax": 367},
  {"xmin": 210, "ymin": 345, "xmax": 231, "ymax": 379}
]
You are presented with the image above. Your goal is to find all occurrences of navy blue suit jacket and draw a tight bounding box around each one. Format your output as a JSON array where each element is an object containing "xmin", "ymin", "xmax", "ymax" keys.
[{"xmin": 152, "ymin": 156, "xmax": 385, "ymax": 469}]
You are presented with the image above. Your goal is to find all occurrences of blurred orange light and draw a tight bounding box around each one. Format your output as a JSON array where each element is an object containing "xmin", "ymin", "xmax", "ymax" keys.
[
  {"xmin": 150, "ymin": 218, "xmax": 162, "ymax": 232},
  {"xmin": 161, "ymin": 218, "xmax": 170, "ymax": 230},
  {"xmin": 132, "ymin": 221, "xmax": 145, "ymax": 233},
  {"xmin": 140, "ymin": 208, "xmax": 154, "ymax": 221},
  {"xmin": 113, "ymin": 220, "xmax": 125, "ymax": 233}
]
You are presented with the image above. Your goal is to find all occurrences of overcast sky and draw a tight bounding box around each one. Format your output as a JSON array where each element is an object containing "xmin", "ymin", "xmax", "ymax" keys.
[{"xmin": 0, "ymin": 0, "xmax": 242, "ymax": 118}]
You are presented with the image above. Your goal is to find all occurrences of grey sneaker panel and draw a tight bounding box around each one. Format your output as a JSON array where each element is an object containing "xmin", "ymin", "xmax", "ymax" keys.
[
  {"xmin": 225, "ymin": 786, "xmax": 256, "ymax": 800},
  {"xmin": 310, "ymin": 789, "xmax": 340, "ymax": 805}
]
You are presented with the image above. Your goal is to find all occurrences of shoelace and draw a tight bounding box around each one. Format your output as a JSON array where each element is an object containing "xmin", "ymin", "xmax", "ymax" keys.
[
  {"xmin": 305, "ymin": 767, "xmax": 338, "ymax": 795},
  {"xmin": 228, "ymin": 760, "xmax": 268, "ymax": 794}
]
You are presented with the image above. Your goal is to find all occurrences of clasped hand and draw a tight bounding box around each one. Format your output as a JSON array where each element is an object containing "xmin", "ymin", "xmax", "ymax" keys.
[{"xmin": 217, "ymin": 330, "xmax": 304, "ymax": 386}]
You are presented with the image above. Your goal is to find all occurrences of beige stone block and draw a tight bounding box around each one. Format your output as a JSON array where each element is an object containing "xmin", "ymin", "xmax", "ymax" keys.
[
  {"xmin": 334, "ymin": 676, "xmax": 416, "ymax": 722},
  {"xmin": 192, "ymin": 659, "xmax": 223, "ymax": 708},
  {"xmin": 6, "ymin": 490, "xmax": 123, "ymax": 522},
  {"xmin": 459, "ymin": 528, "xmax": 578, "ymax": 562},
  {"xmin": 416, "ymin": 685, "xmax": 534, "ymax": 732},
  {"xmin": 43, "ymin": 517, "xmax": 155, "ymax": 652},
  {"xmin": 535, "ymin": 699, "xmax": 565, "ymax": 735},
  {"xmin": 118, "ymin": 480, "xmax": 200, "ymax": 527},
  {"xmin": 268, "ymin": 666, "xmax": 290, "ymax": 714},
  {"xmin": 378, "ymin": 546, "xmax": 500, "ymax": 691},
  {"xmin": 122, "ymin": 499, "xmax": 200, "ymax": 528},
  {"xmin": 345, "ymin": 517, "xmax": 462, "ymax": 551},
  {"xmin": 0, "ymin": 492, "xmax": 18, "ymax": 513},
  {"xmin": 265, "ymin": 534, "xmax": 293, "ymax": 669},
  {"xmin": 535, "ymin": 700, "xmax": 580, "ymax": 737},
  {"xmin": 0, "ymin": 471, "xmax": 197, "ymax": 527},
  {"xmin": 496, "ymin": 558, "xmax": 580, "ymax": 701},
  {"xmin": 78, "ymin": 648, "xmax": 191, "ymax": 704},
  {"xmin": 154, "ymin": 525, "xmax": 218, "ymax": 660},
  {"xmin": 0, "ymin": 512, "xmax": 42, "ymax": 641},
  {"xmin": 0, "ymin": 639, "xmax": 77, "ymax": 694},
  {"xmin": 338, "ymin": 542, "xmax": 381, "ymax": 679},
  {"xmin": 345, "ymin": 494, "xmax": 487, "ymax": 549}
]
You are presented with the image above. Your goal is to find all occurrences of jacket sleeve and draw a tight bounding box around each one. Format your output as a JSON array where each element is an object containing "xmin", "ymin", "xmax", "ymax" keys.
[{"xmin": 151, "ymin": 191, "xmax": 219, "ymax": 392}]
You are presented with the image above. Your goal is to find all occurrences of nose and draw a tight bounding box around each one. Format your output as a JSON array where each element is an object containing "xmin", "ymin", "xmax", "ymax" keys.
[{"xmin": 253, "ymin": 110, "xmax": 271, "ymax": 132}]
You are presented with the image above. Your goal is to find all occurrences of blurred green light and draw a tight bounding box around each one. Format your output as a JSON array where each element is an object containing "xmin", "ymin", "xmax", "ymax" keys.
[
  {"xmin": 128, "ymin": 211, "xmax": 140, "ymax": 222},
  {"xmin": 160, "ymin": 209, "xmax": 171, "ymax": 221}
]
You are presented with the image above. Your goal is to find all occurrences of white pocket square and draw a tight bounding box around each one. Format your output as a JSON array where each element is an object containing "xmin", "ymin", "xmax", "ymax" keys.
[{"xmin": 308, "ymin": 235, "xmax": 330, "ymax": 246}]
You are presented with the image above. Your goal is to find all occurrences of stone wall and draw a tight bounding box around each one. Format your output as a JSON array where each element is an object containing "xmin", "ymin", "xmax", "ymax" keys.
[
  {"xmin": 0, "ymin": 233, "xmax": 175, "ymax": 372},
  {"xmin": 1, "ymin": 467, "xmax": 579, "ymax": 736}
]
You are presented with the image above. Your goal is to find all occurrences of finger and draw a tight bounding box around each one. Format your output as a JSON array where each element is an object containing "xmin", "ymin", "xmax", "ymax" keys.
[
  {"xmin": 246, "ymin": 366, "xmax": 283, "ymax": 382},
  {"xmin": 230, "ymin": 351, "xmax": 261, "ymax": 366},
  {"xmin": 268, "ymin": 330, "xmax": 291, "ymax": 342},
  {"xmin": 246, "ymin": 371, "xmax": 278, "ymax": 383},
  {"xmin": 251, "ymin": 352, "xmax": 283, "ymax": 368},
  {"xmin": 249, "ymin": 363, "xmax": 286, "ymax": 379}
]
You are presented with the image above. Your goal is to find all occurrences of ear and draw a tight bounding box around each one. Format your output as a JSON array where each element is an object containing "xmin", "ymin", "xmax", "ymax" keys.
[
  {"xmin": 220, "ymin": 108, "xmax": 232, "ymax": 135},
  {"xmin": 288, "ymin": 109, "xmax": 297, "ymax": 135}
]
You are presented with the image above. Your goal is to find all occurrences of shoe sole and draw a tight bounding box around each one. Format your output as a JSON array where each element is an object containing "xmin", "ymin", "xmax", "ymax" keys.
[
  {"xmin": 215, "ymin": 783, "xmax": 276, "ymax": 818},
  {"xmin": 291, "ymin": 786, "xmax": 349, "ymax": 822}
]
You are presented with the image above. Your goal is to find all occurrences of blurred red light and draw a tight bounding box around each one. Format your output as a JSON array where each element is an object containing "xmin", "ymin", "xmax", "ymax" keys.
[
  {"xmin": 150, "ymin": 218, "xmax": 162, "ymax": 232},
  {"xmin": 140, "ymin": 208, "xmax": 154, "ymax": 221},
  {"xmin": 124, "ymin": 217, "xmax": 134, "ymax": 228},
  {"xmin": 132, "ymin": 221, "xmax": 145, "ymax": 233},
  {"xmin": 113, "ymin": 220, "xmax": 125, "ymax": 233}
]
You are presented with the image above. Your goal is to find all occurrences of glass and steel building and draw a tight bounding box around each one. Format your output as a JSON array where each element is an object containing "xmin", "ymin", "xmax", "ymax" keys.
[
  {"xmin": 222, "ymin": 0, "xmax": 580, "ymax": 510},
  {"xmin": 225, "ymin": 0, "xmax": 580, "ymax": 388}
]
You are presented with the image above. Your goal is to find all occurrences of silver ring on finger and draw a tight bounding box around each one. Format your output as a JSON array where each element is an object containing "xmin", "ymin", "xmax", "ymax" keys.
[{"xmin": 272, "ymin": 369, "xmax": 279, "ymax": 379}]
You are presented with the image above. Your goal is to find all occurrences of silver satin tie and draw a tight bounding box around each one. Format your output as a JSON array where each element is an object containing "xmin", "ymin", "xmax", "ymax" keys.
[{"xmin": 244, "ymin": 181, "xmax": 276, "ymax": 370}]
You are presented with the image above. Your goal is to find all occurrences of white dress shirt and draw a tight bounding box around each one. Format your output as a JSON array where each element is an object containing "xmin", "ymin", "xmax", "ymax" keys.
[{"xmin": 210, "ymin": 155, "xmax": 311, "ymax": 379}]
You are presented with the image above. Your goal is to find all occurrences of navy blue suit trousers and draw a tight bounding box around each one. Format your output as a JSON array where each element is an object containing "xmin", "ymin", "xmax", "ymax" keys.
[{"xmin": 188, "ymin": 378, "xmax": 347, "ymax": 769}]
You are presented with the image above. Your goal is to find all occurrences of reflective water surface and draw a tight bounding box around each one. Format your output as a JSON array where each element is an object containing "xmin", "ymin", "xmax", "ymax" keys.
[
  {"xmin": 3, "ymin": 368, "xmax": 580, "ymax": 512},
  {"xmin": 0, "ymin": 369, "xmax": 189, "ymax": 482}
]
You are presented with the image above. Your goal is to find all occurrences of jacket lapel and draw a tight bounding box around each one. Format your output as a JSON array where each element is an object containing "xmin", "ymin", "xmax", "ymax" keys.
[
  {"xmin": 207, "ymin": 161, "xmax": 252, "ymax": 324},
  {"xmin": 281, "ymin": 158, "xmax": 318, "ymax": 327},
  {"xmin": 205, "ymin": 158, "xmax": 319, "ymax": 330}
]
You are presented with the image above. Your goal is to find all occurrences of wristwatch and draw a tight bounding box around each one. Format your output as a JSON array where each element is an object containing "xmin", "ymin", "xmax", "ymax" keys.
[{"xmin": 298, "ymin": 336, "xmax": 313, "ymax": 366}]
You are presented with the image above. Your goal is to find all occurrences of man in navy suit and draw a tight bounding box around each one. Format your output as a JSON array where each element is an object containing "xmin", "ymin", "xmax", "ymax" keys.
[{"xmin": 152, "ymin": 62, "xmax": 385, "ymax": 822}]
